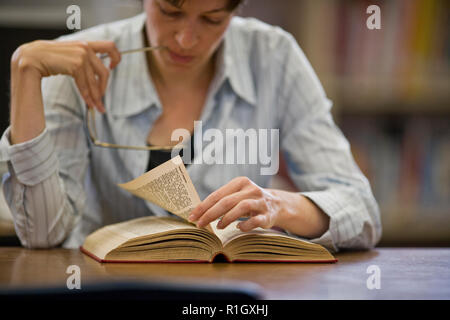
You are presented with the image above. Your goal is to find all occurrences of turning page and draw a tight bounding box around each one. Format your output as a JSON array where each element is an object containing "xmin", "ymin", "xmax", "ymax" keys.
[{"xmin": 118, "ymin": 156, "xmax": 201, "ymax": 222}]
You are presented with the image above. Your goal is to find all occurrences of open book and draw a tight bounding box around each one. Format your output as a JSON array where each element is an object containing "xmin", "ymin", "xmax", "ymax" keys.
[{"xmin": 80, "ymin": 156, "xmax": 337, "ymax": 263}]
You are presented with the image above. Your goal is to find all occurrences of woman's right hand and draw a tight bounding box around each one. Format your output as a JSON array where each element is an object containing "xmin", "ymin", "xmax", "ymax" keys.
[{"xmin": 11, "ymin": 40, "xmax": 121, "ymax": 113}]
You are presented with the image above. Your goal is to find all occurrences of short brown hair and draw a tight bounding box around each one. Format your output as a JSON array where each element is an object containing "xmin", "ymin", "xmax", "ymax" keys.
[{"xmin": 164, "ymin": 0, "xmax": 244, "ymax": 11}]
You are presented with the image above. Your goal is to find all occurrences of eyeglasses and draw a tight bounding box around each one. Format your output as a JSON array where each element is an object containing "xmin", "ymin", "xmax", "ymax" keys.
[
  {"xmin": 86, "ymin": 107, "xmax": 183, "ymax": 151},
  {"xmin": 99, "ymin": 45, "xmax": 166, "ymax": 60},
  {"xmin": 86, "ymin": 108, "xmax": 184, "ymax": 151},
  {"xmin": 86, "ymin": 46, "xmax": 185, "ymax": 151}
]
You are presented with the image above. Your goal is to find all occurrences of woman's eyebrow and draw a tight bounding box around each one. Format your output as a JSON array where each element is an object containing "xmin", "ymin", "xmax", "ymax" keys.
[
  {"xmin": 203, "ymin": 7, "xmax": 228, "ymax": 14},
  {"xmin": 160, "ymin": 0, "xmax": 227, "ymax": 13}
]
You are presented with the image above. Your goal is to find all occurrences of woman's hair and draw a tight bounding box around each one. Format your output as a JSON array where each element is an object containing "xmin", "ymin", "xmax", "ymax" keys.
[{"xmin": 164, "ymin": 0, "xmax": 244, "ymax": 11}]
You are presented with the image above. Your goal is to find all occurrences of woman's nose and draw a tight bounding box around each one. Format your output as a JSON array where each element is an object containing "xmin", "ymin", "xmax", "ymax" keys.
[{"xmin": 175, "ymin": 23, "xmax": 199, "ymax": 50}]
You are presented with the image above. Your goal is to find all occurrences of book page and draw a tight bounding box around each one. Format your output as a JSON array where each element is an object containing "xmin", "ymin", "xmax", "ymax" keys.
[
  {"xmin": 82, "ymin": 216, "xmax": 220, "ymax": 261},
  {"xmin": 118, "ymin": 156, "xmax": 199, "ymax": 221},
  {"xmin": 212, "ymin": 220, "xmax": 335, "ymax": 261},
  {"xmin": 83, "ymin": 216, "xmax": 194, "ymax": 259},
  {"xmin": 212, "ymin": 220, "xmax": 322, "ymax": 248},
  {"xmin": 109, "ymin": 216, "xmax": 199, "ymax": 238},
  {"xmin": 212, "ymin": 220, "xmax": 295, "ymax": 246},
  {"xmin": 118, "ymin": 156, "xmax": 212, "ymax": 231}
]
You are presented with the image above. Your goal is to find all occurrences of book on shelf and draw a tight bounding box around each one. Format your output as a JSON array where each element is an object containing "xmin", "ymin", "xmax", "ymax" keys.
[
  {"xmin": 342, "ymin": 116, "xmax": 450, "ymax": 216},
  {"xmin": 80, "ymin": 156, "xmax": 337, "ymax": 263}
]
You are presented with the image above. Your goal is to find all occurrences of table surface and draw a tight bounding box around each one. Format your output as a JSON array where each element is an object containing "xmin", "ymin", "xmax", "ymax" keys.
[{"xmin": 1, "ymin": 247, "xmax": 449, "ymax": 299}]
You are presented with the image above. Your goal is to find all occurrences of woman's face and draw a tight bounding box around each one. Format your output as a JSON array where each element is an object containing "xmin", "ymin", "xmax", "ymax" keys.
[{"xmin": 144, "ymin": 0, "xmax": 234, "ymax": 72}]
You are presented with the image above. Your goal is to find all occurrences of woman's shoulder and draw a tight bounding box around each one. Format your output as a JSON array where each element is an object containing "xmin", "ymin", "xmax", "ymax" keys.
[
  {"xmin": 225, "ymin": 16, "xmax": 305, "ymax": 90},
  {"xmin": 228, "ymin": 16, "xmax": 297, "ymax": 52}
]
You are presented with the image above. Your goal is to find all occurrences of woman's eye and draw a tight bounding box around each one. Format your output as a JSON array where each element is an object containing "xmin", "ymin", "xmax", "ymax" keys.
[
  {"xmin": 160, "ymin": 7, "xmax": 182, "ymax": 18},
  {"xmin": 203, "ymin": 17, "xmax": 223, "ymax": 25}
]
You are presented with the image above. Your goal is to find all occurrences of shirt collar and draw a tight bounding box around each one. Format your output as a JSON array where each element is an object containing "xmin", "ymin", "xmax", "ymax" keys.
[
  {"xmin": 220, "ymin": 20, "xmax": 257, "ymax": 106},
  {"xmin": 109, "ymin": 13, "xmax": 159, "ymax": 118},
  {"xmin": 109, "ymin": 14, "xmax": 256, "ymax": 118}
]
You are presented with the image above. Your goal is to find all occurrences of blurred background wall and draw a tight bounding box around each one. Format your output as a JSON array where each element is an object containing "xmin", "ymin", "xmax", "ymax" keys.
[{"xmin": 0, "ymin": 0, "xmax": 449, "ymax": 246}]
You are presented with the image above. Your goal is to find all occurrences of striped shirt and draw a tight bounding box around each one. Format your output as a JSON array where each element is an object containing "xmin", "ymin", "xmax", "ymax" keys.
[{"xmin": 0, "ymin": 13, "xmax": 381, "ymax": 251}]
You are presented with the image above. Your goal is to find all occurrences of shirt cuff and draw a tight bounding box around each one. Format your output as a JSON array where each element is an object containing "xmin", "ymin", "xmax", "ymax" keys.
[
  {"xmin": 299, "ymin": 191, "xmax": 341, "ymax": 252},
  {"xmin": 0, "ymin": 126, "xmax": 58, "ymax": 186}
]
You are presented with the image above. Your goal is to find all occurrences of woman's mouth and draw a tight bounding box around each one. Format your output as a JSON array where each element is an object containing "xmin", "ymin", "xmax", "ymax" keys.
[{"xmin": 168, "ymin": 50, "xmax": 194, "ymax": 65}]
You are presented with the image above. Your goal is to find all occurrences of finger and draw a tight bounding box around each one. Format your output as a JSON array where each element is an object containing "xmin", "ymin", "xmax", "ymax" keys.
[
  {"xmin": 217, "ymin": 199, "xmax": 265, "ymax": 229},
  {"xmin": 237, "ymin": 214, "xmax": 269, "ymax": 232},
  {"xmin": 88, "ymin": 41, "xmax": 121, "ymax": 69},
  {"xmin": 190, "ymin": 177, "xmax": 250, "ymax": 221},
  {"xmin": 194, "ymin": 189, "xmax": 258, "ymax": 228},
  {"xmin": 74, "ymin": 70, "xmax": 95, "ymax": 110},
  {"xmin": 88, "ymin": 49, "xmax": 110, "ymax": 96},
  {"xmin": 84, "ymin": 59, "xmax": 105, "ymax": 113}
]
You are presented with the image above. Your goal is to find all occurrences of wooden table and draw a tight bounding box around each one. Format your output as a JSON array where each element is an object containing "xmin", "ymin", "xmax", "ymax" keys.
[{"xmin": 0, "ymin": 247, "xmax": 449, "ymax": 299}]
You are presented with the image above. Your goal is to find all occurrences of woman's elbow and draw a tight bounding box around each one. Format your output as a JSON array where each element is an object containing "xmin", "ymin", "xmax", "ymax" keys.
[
  {"xmin": 340, "ymin": 201, "xmax": 382, "ymax": 250},
  {"xmin": 17, "ymin": 232, "xmax": 66, "ymax": 249}
]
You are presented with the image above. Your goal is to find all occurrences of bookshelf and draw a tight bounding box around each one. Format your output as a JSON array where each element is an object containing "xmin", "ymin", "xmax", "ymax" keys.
[
  {"xmin": 323, "ymin": 75, "xmax": 450, "ymax": 115},
  {"xmin": 302, "ymin": 0, "xmax": 450, "ymax": 245},
  {"xmin": 0, "ymin": 0, "xmax": 448, "ymax": 246},
  {"xmin": 241, "ymin": 0, "xmax": 450, "ymax": 245}
]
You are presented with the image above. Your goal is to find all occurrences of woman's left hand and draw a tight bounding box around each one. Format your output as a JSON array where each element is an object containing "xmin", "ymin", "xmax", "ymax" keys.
[{"xmin": 188, "ymin": 176, "xmax": 283, "ymax": 232}]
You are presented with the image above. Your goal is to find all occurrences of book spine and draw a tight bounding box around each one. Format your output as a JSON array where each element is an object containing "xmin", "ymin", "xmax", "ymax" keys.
[{"xmin": 210, "ymin": 251, "xmax": 232, "ymax": 263}]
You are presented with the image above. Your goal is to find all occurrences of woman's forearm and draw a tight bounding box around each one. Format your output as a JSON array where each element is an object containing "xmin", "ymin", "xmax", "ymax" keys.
[
  {"xmin": 269, "ymin": 189, "xmax": 330, "ymax": 239},
  {"xmin": 10, "ymin": 53, "xmax": 46, "ymax": 145}
]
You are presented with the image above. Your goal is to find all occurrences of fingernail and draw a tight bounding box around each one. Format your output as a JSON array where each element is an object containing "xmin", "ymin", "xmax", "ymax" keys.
[
  {"xmin": 197, "ymin": 221, "xmax": 206, "ymax": 228},
  {"xmin": 98, "ymin": 102, "xmax": 105, "ymax": 112},
  {"xmin": 97, "ymin": 103, "xmax": 105, "ymax": 114},
  {"xmin": 188, "ymin": 214, "xmax": 195, "ymax": 222}
]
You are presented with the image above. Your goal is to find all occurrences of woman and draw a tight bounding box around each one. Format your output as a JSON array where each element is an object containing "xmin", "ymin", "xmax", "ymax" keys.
[{"xmin": 1, "ymin": 0, "xmax": 381, "ymax": 250}]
